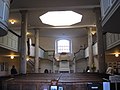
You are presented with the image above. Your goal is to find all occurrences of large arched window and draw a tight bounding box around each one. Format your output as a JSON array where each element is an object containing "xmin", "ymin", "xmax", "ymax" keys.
[{"xmin": 56, "ymin": 39, "xmax": 72, "ymax": 53}]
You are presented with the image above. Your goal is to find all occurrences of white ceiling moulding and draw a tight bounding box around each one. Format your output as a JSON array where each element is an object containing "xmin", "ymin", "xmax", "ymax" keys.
[
  {"xmin": 39, "ymin": 11, "xmax": 82, "ymax": 26},
  {"xmin": 9, "ymin": 25, "xmax": 96, "ymax": 30}
]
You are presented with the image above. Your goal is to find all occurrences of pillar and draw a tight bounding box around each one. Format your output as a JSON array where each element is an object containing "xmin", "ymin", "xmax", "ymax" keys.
[
  {"xmin": 94, "ymin": 8, "xmax": 106, "ymax": 73},
  {"xmin": 20, "ymin": 10, "xmax": 28, "ymax": 74},
  {"xmin": 34, "ymin": 29, "xmax": 39, "ymax": 73},
  {"xmin": 88, "ymin": 27, "xmax": 94, "ymax": 71}
]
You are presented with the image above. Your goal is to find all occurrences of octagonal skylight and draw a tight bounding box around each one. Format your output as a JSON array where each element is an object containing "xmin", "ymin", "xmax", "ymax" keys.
[{"xmin": 39, "ymin": 11, "xmax": 82, "ymax": 26}]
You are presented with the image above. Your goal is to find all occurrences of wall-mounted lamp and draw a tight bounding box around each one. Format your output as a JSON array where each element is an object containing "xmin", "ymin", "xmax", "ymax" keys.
[
  {"xmin": 115, "ymin": 53, "xmax": 119, "ymax": 57},
  {"xmin": 91, "ymin": 27, "xmax": 96, "ymax": 35},
  {"xmin": 26, "ymin": 57, "xmax": 29, "ymax": 61},
  {"xmin": 91, "ymin": 30, "xmax": 96, "ymax": 35},
  {"xmin": 10, "ymin": 56, "xmax": 14, "ymax": 59},
  {"xmin": 26, "ymin": 32, "xmax": 30, "ymax": 35},
  {"xmin": 9, "ymin": 19, "xmax": 16, "ymax": 24}
]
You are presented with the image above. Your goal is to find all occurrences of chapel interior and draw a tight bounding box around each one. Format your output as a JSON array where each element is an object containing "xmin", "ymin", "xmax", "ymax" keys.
[{"xmin": 0, "ymin": 0, "xmax": 120, "ymax": 90}]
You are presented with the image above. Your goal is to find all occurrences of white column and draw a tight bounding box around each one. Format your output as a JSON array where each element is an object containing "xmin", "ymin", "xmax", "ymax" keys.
[
  {"xmin": 88, "ymin": 27, "xmax": 94, "ymax": 71},
  {"xmin": 20, "ymin": 10, "xmax": 28, "ymax": 74},
  {"xmin": 34, "ymin": 29, "xmax": 39, "ymax": 73}
]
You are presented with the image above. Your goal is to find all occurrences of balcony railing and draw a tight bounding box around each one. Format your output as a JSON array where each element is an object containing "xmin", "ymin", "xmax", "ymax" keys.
[
  {"xmin": 74, "ymin": 48, "xmax": 85, "ymax": 60},
  {"xmin": 106, "ymin": 33, "xmax": 120, "ymax": 50},
  {"xmin": 29, "ymin": 44, "xmax": 55, "ymax": 61},
  {"xmin": 44, "ymin": 50, "xmax": 55, "ymax": 61},
  {"xmin": 0, "ymin": 29, "xmax": 20, "ymax": 52},
  {"xmin": 85, "ymin": 42, "xmax": 98, "ymax": 58}
]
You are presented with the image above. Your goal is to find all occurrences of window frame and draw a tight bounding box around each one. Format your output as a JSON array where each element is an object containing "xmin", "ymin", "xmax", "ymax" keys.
[{"xmin": 55, "ymin": 39, "xmax": 72, "ymax": 54}]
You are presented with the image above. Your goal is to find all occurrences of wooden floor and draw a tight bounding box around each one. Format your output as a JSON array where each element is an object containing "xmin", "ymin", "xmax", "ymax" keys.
[{"xmin": 2, "ymin": 73, "xmax": 108, "ymax": 90}]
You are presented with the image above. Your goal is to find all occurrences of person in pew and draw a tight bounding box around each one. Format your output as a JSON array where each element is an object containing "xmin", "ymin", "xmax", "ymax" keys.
[
  {"xmin": 86, "ymin": 66, "xmax": 90, "ymax": 72},
  {"xmin": 44, "ymin": 69, "xmax": 49, "ymax": 73},
  {"xmin": 106, "ymin": 66, "xmax": 114, "ymax": 75},
  {"xmin": 11, "ymin": 65, "xmax": 18, "ymax": 76}
]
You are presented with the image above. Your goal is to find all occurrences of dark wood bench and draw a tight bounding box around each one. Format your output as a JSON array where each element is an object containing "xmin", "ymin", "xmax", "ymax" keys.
[{"xmin": 3, "ymin": 73, "xmax": 105, "ymax": 90}]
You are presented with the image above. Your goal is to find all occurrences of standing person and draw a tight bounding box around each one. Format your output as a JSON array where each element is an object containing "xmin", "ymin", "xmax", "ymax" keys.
[{"xmin": 11, "ymin": 65, "xmax": 18, "ymax": 75}]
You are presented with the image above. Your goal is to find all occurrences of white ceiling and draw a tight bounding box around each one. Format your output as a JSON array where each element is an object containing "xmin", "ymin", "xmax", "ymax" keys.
[{"xmin": 8, "ymin": 0, "xmax": 100, "ymax": 38}]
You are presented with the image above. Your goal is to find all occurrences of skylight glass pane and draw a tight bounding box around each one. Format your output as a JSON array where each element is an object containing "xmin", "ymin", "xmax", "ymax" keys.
[{"xmin": 39, "ymin": 11, "xmax": 82, "ymax": 26}]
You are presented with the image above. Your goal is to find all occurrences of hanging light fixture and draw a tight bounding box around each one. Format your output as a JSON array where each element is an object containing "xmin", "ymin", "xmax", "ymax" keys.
[{"xmin": 91, "ymin": 27, "xmax": 96, "ymax": 35}]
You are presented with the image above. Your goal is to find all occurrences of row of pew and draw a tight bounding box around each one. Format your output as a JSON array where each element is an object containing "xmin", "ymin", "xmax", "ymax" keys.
[{"xmin": 2, "ymin": 73, "xmax": 108, "ymax": 90}]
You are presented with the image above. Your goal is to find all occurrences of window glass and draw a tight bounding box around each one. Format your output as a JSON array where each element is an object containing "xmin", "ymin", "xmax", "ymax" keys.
[{"xmin": 57, "ymin": 39, "xmax": 71, "ymax": 53}]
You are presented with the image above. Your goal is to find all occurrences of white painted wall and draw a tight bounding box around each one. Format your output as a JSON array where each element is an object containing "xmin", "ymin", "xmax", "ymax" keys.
[
  {"xmin": 39, "ymin": 36, "xmax": 88, "ymax": 53},
  {"xmin": 39, "ymin": 37, "xmax": 56, "ymax": 50},
  {"xmin": 38, "ymin": 36, "xmax": 88, "ymax": 73},
  {"xmin": 28, "ymin": 36, "xmax": 88, "ymax": 73},
  {"xmin": 76, "ymin": 59, "xmax": 88, "ymax": 72},
  {"xmin": 39, "ymin": 59, "xmax": 53, "ymax": 73},
  {"xmin": 0, "ymin": 57, "xmax": 20, "ymax": 76}
]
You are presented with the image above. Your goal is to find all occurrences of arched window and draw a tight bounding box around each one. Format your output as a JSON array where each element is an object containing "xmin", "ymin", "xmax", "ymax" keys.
[{"xmin": 56, "ymin": 39, "xmax": 71, "ymax": 53}]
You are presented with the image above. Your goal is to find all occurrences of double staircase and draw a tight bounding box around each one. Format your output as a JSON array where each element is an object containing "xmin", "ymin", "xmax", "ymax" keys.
[{"xmin": 27, "ymin": 44, "xmax": 86, "ymax": 73}]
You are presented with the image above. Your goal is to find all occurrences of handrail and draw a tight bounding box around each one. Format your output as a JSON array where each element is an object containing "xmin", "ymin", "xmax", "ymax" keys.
[
  {"xmin": 31, "ymin": 44, "xmax": 46, "ymax": 52},
  {"xmin": 28, "ymin": 59, "xmax": 34, "ymax": 66},
  {"xmin": 74, "ymin": 48, "xmax": 85, "ymax": 55},
  {"xmin": 8, "ymin": 29, "xmax": 21, "ymax": 37},
  {"xmin": 29, "ymin": 43, "xmax": 56, "ymax": 61},
  {"xmin": 74, "ymin": 47, "xmax": 85, "ymax": 61},
  {"xmin": 44, "ymin": 50, "xmax": 55, "ymax": 61}
]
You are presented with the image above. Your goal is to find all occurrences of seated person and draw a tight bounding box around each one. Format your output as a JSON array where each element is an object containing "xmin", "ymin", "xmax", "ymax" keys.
[
  {"xmin": 44, "ymin": 69, "xmax": 49, "ymax": 73},
  {"xmin": 106, "ymin": 66, "xmax": 114, "ymax": 75},
  {"xmin": 11, "ymin": 65, "xmax": 18, "ymax": 75},
  {"xmin": 86, "ymin": 66, "xmax": 90, "ymax": 72}
]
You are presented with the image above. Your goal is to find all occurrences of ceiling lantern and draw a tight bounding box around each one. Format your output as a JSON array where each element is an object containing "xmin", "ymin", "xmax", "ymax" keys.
[{"xmin": 39, "ymin": 11, "xmax": 82, "ymax": 26}]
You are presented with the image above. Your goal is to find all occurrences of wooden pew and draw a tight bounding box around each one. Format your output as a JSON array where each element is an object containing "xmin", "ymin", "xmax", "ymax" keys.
[{"xmin": 3, "ymin": 73, "xmax": 105, "ymax": 90}]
